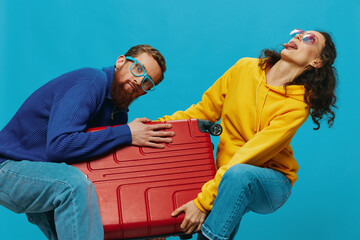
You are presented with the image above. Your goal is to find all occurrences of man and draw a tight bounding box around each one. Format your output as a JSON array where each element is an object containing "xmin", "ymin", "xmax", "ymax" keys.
[{"xmin": 0, "ymin": 44, "xmax": 174, "ymax": 240}]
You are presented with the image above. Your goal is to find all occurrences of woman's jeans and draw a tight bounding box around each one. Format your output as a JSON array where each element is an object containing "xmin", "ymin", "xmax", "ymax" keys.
[
  {"xmin": 198, "ymin": 164, "xmax": 292, "ymax": 240},
  {"xmin": 0, "ymin": 160, "xmax": 104, "ymax": 240}
]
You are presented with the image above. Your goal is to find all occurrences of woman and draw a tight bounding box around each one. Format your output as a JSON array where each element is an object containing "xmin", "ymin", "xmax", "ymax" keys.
[{"xmin": 157, "ymin": 29, "xmax": 337, "ymax": 240}]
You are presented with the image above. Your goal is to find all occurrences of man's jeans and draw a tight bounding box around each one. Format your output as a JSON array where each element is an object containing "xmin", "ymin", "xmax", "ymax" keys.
[
  {"xmin": 198, "ymin": 164, "xmax": 292, "ymax": 240},
  {"xmin": 0, "ymin": 160, "xmax": 104, "ymax": 240}
]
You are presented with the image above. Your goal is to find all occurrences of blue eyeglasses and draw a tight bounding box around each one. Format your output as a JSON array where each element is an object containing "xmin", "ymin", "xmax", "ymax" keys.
[{"xmin": 125, "ymin": 56, "xmax": 156, "ymax": 92}]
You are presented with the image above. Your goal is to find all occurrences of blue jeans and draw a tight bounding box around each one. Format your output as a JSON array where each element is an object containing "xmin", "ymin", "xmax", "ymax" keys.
[
  {"xmin": 0, "ymin": 160, "xmax": 104, "ymax": 240},
  {"xmin": 198, "ymin": 164, "xmax": 292, "ymax": 240}
]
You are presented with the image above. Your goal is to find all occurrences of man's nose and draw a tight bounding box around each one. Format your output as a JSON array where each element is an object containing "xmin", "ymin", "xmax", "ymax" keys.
[
  {"xmin": 133, "ymin": 76, "xmax": 144, "ymax": 88},
  {"xmin": 133, "ymin": 76, "xmax": 142, "ymax": 83}
]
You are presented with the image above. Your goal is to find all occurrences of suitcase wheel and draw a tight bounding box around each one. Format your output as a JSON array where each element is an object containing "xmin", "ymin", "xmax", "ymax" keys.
[
  {"xmin": 209, "ymin": 123, "xmax": 222, "ymax": 136},
  {"xmin": 197, "ymin": 120, "xmax": 223, "ymax": 136}
]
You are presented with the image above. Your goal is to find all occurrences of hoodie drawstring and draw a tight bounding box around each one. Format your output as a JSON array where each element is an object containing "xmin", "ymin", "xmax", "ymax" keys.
[{"xmin": 254, "ymin": 79, "xmax": 269, "ymax": 133}]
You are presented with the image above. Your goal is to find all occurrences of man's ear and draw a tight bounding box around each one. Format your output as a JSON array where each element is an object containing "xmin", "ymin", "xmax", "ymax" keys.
[
  {"xmin": 310, "ymin": 58, "xmax": 323, "ymax": 68},
  {"xmin": 115, "ymin": 55, "xmax": 126, "ymax": 69}
]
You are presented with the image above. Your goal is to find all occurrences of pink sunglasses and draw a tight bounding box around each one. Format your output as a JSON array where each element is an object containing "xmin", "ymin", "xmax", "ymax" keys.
[{"xmin": 290, "ymin": 29, "xmax": 316, "ymax": 44}]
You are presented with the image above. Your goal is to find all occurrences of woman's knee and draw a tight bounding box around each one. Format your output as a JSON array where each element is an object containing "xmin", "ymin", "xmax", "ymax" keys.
[{"xmin": 222, "ymin": 164, "xmax": 256, "ymax": 186}]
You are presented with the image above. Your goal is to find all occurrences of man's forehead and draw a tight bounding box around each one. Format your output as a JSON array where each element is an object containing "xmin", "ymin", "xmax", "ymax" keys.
[{"xmin": 135, "ymin": 52, "xmax": 154, "ymax": 63}]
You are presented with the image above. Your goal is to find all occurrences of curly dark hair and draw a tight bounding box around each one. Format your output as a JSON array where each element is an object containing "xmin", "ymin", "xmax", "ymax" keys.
[{"xmin": 258, "ymin": 31, "xmax": 337, "ymax": 130}]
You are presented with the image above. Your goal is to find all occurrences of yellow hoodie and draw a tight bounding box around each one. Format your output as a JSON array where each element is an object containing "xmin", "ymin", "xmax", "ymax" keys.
[{"xmin": 157, "ymin": 57, "xmax": 310, "ymax": 213}]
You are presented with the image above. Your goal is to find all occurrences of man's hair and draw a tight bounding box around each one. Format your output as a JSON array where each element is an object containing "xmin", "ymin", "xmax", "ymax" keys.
[{"xmin": 125, "ymin": 44, "xmax": 166, "ymax": 82}]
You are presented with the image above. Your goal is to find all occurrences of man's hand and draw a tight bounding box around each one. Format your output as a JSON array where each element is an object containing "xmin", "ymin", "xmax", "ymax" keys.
[
  {"xmin": 171, "ymin": 201, "xmax": 207, "ymax": 234},
  {"xmin": 128, "ymin": 118, "xmax": 174, "ymax": 148}
]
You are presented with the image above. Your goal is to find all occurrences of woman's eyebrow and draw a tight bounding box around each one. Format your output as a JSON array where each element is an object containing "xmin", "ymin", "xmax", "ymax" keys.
[{"xmin": 305, "ymin": 31, "xmax": 319, "ymax": 41}]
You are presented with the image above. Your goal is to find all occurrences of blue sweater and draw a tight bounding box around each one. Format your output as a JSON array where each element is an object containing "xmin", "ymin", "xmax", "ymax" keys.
[{"xmin": 0, "ymin": 66, "xmax": 132, "ymax": 163}]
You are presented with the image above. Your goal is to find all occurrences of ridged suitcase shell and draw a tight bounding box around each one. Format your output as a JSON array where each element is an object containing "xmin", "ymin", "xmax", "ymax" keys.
[{"xmin": 71, "ymin": 119, "xmax": 216, "ymax": 239}]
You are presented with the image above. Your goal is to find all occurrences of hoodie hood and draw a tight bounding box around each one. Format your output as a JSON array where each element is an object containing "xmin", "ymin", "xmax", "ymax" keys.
[
  {"xmin": 258, "ymin": 67, "xmax": 306, "ymax": 102},
  {"xmin": 253, "ymin": 65, "xmax": 307, "ymax": 133}
]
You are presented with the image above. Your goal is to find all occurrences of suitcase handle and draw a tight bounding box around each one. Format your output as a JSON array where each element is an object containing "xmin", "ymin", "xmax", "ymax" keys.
[
  {"xmin": 179, "ymin": 233, "xmax": 193, "ymax": 239},
  {"xmin": 197, "ymin": 120, "xmax": 223, "ymax": 136}
]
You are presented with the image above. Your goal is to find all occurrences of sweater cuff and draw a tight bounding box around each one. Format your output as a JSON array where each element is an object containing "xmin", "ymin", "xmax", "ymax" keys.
[
  {"xmin": 111, "ymin": 124, "xmax": 132, "ymax": 145},
  {"xmin": 193, "ymin": 198, "xmax": 209, "ymax": 214}
]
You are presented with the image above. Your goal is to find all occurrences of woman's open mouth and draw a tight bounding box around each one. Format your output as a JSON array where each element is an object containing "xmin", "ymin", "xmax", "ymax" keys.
[{"xmin": 283, "ymin": 41, "xmax": 298, "ymax": 50}]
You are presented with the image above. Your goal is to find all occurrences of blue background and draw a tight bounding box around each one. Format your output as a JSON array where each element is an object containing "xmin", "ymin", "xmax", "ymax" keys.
[{"xmin": 1, "ymin": 0, "xmax": 359, "ymax": 239}]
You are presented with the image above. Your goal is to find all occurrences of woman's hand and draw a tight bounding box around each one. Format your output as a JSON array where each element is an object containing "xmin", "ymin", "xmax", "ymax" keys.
[{"xmin": 171, "ymin": 201, "xmax": 207, "ymax": 234}]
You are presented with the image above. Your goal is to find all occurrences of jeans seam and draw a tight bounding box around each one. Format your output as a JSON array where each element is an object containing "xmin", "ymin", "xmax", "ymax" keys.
[
  {"xmin": 0, "ymin": 160, "xmax": 10, "ymax": 170},
  {"xmin": 70, "ymin": 184, "xmax": 79, "ymax": 240},
  {"xmin": 217, "ymin": 177, "xmax": 258, "ymax": 239},
  {"xmin": 200, "ymin": 225, "xmax": 213, "ymax": 240},
  {"xmin": 203, "ymin": 223, "xmax": 228, "ymax": 240},
  {"xmin": 219, "ymin": 192, "xmax": 242, "ymax": 238},
  {"xmin": 256, "ymin": 178, "xmax": 276, "ymax": 211}
]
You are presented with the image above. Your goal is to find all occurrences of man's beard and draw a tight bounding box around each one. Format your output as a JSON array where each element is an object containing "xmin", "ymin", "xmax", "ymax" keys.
[{"xmin": 110, "ymin": 75, "xmax": 135, "ymax": 110}]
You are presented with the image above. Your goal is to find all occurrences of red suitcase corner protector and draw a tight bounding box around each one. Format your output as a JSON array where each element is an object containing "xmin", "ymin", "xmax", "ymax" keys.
[{"xmin": 71, "ymin": 119, "xmax": 217, "ymax": 240}]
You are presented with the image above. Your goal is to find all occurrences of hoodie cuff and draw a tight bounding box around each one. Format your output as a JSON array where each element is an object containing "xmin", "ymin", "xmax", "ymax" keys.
[{"xmin": 193, "ymin": 198, "xmax": 209, "ymax": 214}]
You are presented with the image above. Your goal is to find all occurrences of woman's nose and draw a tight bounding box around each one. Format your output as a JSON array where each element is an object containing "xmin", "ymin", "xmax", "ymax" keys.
[{"xmin": 295, "ymin": 34, "xmax": 302, "ymax": 41}]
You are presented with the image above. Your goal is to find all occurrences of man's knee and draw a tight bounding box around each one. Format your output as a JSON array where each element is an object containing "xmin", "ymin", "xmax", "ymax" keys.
[{"xmin": 57, "ymin": 164, "xmax": 93, "ymax": 197}]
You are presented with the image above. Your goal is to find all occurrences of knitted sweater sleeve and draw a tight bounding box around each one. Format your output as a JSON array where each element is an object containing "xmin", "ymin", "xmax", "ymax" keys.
[{"xmin": 46, "ymin": 73, "xmax": 131, "ymax": 162}]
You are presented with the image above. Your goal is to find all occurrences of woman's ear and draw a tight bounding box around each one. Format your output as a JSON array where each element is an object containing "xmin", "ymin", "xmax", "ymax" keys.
[{"xmin": 311, "ymin": 58, "xmax": 323, "ymax": 68}]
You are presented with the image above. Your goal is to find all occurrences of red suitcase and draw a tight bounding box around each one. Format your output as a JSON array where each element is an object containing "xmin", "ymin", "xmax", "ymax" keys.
[{"xmin": 71, "ymin": 119, "xmax": 221, "ymax": 240}]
